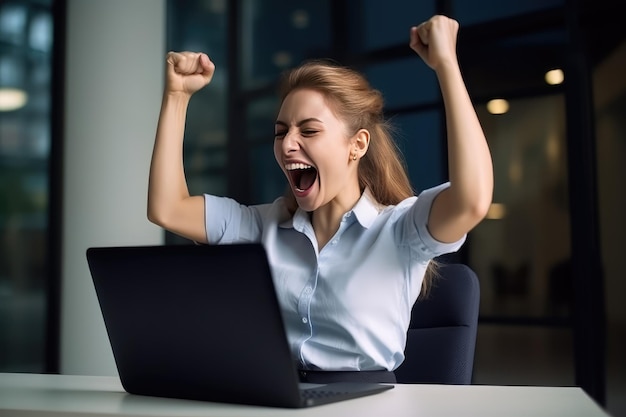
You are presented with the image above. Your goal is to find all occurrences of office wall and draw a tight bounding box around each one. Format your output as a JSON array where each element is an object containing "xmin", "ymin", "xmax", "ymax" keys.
[{"xmin": 62, "ymin": 0, "xmax": 165, "ymax": 375}]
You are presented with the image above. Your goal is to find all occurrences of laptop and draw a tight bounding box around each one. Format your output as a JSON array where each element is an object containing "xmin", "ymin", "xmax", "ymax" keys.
[{"xmin": 86, "ymin": 243, "xmax": 393, "ymax": 408}]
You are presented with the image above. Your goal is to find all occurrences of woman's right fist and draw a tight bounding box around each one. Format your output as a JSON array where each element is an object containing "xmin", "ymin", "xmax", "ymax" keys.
[{"xmin": 165, "ymin": 51, "xmax": 215, "ymax": 96}]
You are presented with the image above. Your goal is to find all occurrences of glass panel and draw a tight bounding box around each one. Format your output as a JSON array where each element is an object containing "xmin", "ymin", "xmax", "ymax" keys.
[
  {"xmin": 354, "ymin": 0, "xmax": 436, "ymax": 52},
  {"xmin": 452, "ymin": 0, "xmax": 565, "ymax": 26},
  {"xmin": 391, "ymin": 111, "xmax": 443, "ymax": 192},
  {"xmin": 240, "ymin": 0, "xmax": 331, "ymax": 89},
  {"xmin": 0, "ymin": 3, "xmax": 28, "ymax": 45},
  {"xmin": 461, "ymin": 28, "xmax": 567, "ymax": 102},
  {"xmin": 187, "ymin": 172, "xmax": 228, "ymax": 198},
  {"xmin": 246, "ymin": 95, "xmax": 279, "ymax": 143},
  {"xmin": 249, "ymin": 143, "xmax": 285, "ymax": 204},
  {"xmin": 364, "ymin": 58, "xmax": 438, "ymax": 109},
  {"xmin": 470, "ymin": 94, "xmax": 570, "ymax": 319},
  {"xmin": 246, "ymin": 96, "xmax": 283, "ymax": 204},
  {"xmin": 167, "ymin": 0, "xmax": 227, "ymax": 62},
  {"xmin": 167, "ymin": 0, "xmax": 228, "ymax": 198},
  {"xmin": 0, "ymin": 0, "xmax": 53, "ymax": 372}
]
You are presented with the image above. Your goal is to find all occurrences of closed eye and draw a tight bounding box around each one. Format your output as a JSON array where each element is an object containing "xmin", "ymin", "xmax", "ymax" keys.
[{"xmin": 274, "ymin": 129, "xmax": 318, "ymax": 139}]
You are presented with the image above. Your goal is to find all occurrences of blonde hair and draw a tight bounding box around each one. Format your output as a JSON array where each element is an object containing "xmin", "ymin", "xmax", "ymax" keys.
[{"xmin": 277, "ymin": 59, "xmax": 438, "ymax": 296}]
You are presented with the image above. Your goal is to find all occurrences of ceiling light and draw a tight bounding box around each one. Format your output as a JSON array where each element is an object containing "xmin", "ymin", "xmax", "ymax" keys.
[
  {"xmin": 545, "ymin": 69, "xmax": 564, "ymax": 85},
  {"xmin": 486, "ymin": 203, "xmax": 506, "ymax": 220},
  {"xmin": 487, "ymin": 99, "xmax": 509, "ymax": 115},
  {"xmin": 291, "ymin": 10, "xmax": 309, "ymax": 29},
  {"xmin": 0, "ymin": 88, "xmax": 28, "ymax": 111},
  {"xmin": 272, "ymin": 51, "xmax": 292, "ymax": 68}
]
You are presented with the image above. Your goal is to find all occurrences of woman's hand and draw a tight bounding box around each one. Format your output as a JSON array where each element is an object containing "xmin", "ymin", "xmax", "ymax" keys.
[
  {"xmin": 165, "ymin": 51, "xmax": 215, "ymax": 96},
  {"xmin": 409, "ymin": 15, "xmax": 459, "ymax": 71}
]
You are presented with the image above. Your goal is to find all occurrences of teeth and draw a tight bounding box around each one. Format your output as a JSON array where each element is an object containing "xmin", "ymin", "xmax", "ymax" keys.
[{"xmin": 285, "ymin": 163, "xmax": 312, "ymax": 171}]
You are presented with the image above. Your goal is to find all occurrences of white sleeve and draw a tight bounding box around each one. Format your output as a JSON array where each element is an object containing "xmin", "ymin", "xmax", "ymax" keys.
[
  {"xmin": 203, "ymin": 195, "xmax": 263, "ymax": 244},
  {"xmin": 410, "ymin": 182, "xmax": 467, "ymax": 260}
]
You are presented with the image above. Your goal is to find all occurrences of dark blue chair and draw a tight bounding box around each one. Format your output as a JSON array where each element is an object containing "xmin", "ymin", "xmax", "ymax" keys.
[{"xmin": 394, "ymin": 263, "xmax": 480, "ymax": 384}]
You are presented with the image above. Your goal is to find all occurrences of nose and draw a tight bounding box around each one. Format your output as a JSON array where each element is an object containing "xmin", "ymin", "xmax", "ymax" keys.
[{"xmin": 281, "ymin": 130, "xmax": 300, "ymax": 154}]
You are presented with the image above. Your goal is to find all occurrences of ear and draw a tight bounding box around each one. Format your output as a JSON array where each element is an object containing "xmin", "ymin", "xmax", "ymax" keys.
[{"xmin": 352, "ymin": 128, "xmax": 370, "ymax": 158}]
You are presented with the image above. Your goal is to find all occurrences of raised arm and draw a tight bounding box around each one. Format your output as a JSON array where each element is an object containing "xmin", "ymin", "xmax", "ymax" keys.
[
  {"xmin": 410, "ymin": 15, "xmax": 494, "ymax": 243},
  {"xmin": 147, "ymin": 52, "xmax": 215, "ymax": 243}
]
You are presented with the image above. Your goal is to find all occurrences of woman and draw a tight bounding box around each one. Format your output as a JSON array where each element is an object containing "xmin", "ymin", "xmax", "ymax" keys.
[{"xmin": 148, "ymin": 15, "xmax": 493, "ymax": 383}]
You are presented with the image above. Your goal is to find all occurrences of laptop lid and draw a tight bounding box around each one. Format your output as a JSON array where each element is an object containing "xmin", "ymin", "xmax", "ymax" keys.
[{"xmin": 86, "ymin": 244, "xmax": 392, "ymax": 408}]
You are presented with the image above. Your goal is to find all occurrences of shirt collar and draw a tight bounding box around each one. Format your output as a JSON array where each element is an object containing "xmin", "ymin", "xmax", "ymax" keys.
[
  {"xmin": 352, "ymin": 187, "xmax": 384, "ymax": 229},
  {"xmin": 279, "ymin": 187, "xmax": 384, "ymax": 230}
]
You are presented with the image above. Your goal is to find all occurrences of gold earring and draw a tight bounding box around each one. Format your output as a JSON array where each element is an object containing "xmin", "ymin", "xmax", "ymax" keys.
[{"xmin": 352, "ymin": 154, "xmax": 357, "ymax": 161}]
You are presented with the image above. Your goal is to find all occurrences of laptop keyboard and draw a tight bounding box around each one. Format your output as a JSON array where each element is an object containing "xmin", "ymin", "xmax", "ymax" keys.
[{"xmin": 301, "ymin": 388, "xmax": 349, "ymax": 400}]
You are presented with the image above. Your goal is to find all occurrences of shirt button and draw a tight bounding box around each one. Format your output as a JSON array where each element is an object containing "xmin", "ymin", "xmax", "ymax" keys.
[
  {"xmin": 304, "ymin": 287, "xmax": 311, "ymax": 294},
  {"xmin": 331, "ymin": 240, "xmax": 338, "ymax": 245},
  {"xmin": 302, "ymin": 317, "xmax": 308, "ymax": 324}
]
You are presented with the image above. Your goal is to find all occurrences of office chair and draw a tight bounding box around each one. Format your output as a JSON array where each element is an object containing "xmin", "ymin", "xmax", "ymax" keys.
[{"xmin": 394, "ymin": 263, "xmax": 480, "ymax": 384}]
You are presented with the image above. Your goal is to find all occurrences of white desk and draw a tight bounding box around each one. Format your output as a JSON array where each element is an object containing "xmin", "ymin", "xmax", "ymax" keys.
[{"xmin": 0, "ymin": 372, "xmax": 610, "ymax": 417}]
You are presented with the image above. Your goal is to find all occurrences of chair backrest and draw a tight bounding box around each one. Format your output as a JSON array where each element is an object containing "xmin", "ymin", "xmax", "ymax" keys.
[{"xmin": 394, "ymin": 263, "xmax": 480, "ymax": 384}]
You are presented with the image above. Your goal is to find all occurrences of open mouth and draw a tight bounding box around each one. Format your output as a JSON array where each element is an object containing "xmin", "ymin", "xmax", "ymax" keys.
[{"xmin": 285, "ymin": 163, "xmax": 318, "ymax": 192}]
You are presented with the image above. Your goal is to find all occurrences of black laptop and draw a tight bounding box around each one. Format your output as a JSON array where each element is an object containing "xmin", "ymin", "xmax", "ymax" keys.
[{"xmin": 86, "ymin": 243, "xmax": 393, "ymax": 408}]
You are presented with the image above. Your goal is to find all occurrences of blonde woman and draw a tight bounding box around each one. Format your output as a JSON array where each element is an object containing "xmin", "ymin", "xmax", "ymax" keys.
[{"xmin": 148, "ymin": 15, "xmax": 493, "ymax": 383}]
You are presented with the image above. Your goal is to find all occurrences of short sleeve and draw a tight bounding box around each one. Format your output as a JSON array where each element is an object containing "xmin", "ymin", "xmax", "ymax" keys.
[
  {"xmin": 204, "ymin": 194, "xmax": 263, "ymax": 244},
  {"xmin": 410, "ymin": 182, "xmax": 466, "ymax": 260}
]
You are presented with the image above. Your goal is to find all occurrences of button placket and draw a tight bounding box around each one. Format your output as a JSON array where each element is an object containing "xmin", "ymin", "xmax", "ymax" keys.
[
  {"xmin": 295, "ymin": 268, "xmax": 318, "ymax": 366},
  {"xmin": 297, "ymin": 267, "xmax": 318, "ymax": 330}
]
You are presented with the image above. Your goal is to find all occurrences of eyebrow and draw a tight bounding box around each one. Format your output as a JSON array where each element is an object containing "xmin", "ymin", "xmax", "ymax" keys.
[{"xmin": 274, "ymin": 118, "xmax": 323, "ymax": 128}]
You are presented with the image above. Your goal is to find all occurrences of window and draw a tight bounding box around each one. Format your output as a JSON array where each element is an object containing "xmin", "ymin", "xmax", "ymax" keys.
[{"xmin": 0, "ymin": 0, "xmax": 55, "ymax": 373}]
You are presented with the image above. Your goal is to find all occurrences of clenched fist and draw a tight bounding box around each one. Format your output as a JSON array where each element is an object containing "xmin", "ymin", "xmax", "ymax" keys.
[
  {"xmin": 165, "ymin": 51, "xmax": 215, "ymax": 96},
  {"xmin": 409, "ymin": 15, "xmax": 459, "ymax": 71}
]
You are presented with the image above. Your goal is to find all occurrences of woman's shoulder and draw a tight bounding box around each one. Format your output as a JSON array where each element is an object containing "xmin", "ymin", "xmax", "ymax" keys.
[
  {"xmin": 204, "ymin": 193, "xmax": 291, "ymax": 220},
  {"xmin": 253, "ymin": 196, "xmax": 292, "ymax": 222},
  {"xmin": 380, "ymin": 183, "xmax": 450, "ymax": 217}
]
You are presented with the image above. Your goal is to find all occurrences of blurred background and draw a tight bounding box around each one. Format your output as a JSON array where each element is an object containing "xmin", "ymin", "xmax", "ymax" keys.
[{"xmin": 0, "ymin": 0, "xmax": 624, "ymax": 416}]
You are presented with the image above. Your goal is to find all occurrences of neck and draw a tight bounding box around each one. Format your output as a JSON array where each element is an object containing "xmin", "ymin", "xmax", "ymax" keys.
[{"xmin": 311, "ymin": 187, "xmax": 362, "ymax": 250}]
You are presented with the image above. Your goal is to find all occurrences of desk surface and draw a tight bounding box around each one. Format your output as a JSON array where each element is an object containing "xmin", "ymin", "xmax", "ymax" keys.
[{"xmin": 0, "ymin": 372, "xmax": 610, "ymax": 417}]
